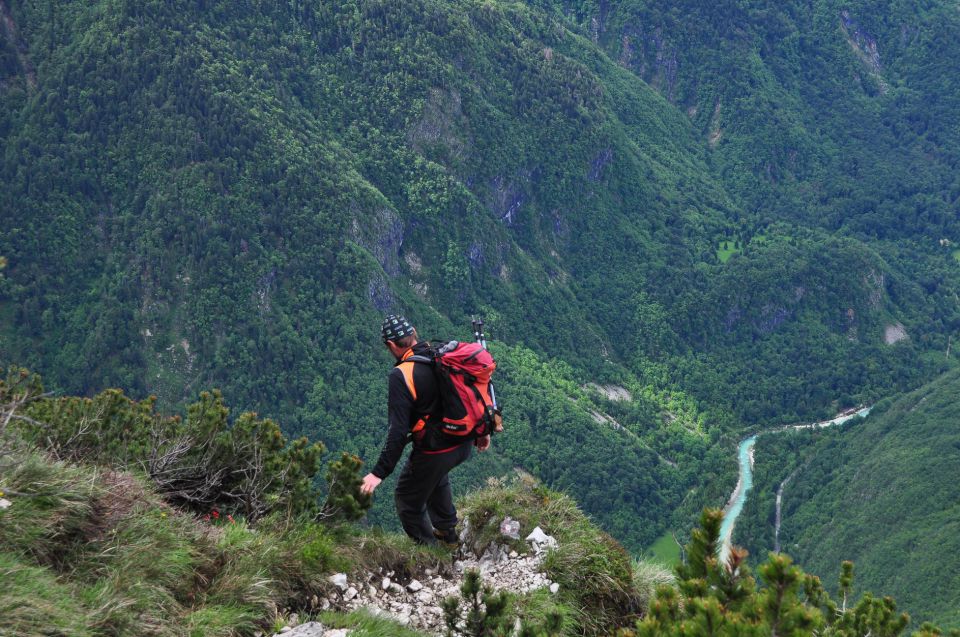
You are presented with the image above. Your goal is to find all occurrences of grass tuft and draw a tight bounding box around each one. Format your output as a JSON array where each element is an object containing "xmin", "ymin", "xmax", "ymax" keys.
[
  {"xmin": 0, "ymin": 445, "xmax": 362, "ymax": 636},
  {"xmin": 185, "ymin": 604, "xmax": 263, "ymax": 637},
  {"xmin": 318, "ymin": 608, "xmax": 430, "ymax": 636},
  {"xmin": 0, "ymin": 451, "xmax": 101, "ymax": 567},
  {"xmin": 0, "ymin": 552, "xmax": 95, "ymax": 637},
  {"xmin": 334, "ymin": 525, "xmax": 454, "ymax": 583},
  {"xmin": 632, "ymin": 558, "xmax": 676, "ymax": 612}
]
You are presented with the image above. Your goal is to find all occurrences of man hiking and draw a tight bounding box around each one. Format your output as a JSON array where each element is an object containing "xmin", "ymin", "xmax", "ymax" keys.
[{"xmin": 360, "ymin": 314, "xmax": 490, "ymax": 546}]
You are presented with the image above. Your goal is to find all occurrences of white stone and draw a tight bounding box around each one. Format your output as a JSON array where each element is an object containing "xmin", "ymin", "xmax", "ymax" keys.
[
  {"xmin": 509, "ymin": 550, "xmax": 519, "ymax": 558},
  {"xmin": 344, "ymin": 586, "xmax": 358, "ymax": 601},
  {"xmin": 417, "ymin": 590, "xmax": 434, "ymax": 603},
  {"xmin": 329, "ymin": 573, "xmax": 349, "ymax": 591},
  {"xmin": 406, "ymin": 579, "xmax": 423, "ymax": 592},
  {"xmin": 381, "ymin": 577, "xmax": 391, "ymax": 590},
  {"xmin": 388, "ymin": 582, "xmax": 403, "ymax": 594},
  {"xmin": 550, "ymin": 582, "xmax": 560, "ymax": 594},
  {"xmin": 525, "ymin": 526, "xmax": 558, "ymax": 553},
  {"xmin": 325, "ymin": 630, "xmax": 351, "ymax": 637},
  {"xmin": 275, "ymin": 622, "xmax": 326, "ymax": 637}
]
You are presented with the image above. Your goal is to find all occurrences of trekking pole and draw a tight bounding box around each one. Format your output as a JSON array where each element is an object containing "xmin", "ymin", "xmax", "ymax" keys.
[{"xmin": 472, "ymin": 317, "xmax": 498, "ymax": 411}]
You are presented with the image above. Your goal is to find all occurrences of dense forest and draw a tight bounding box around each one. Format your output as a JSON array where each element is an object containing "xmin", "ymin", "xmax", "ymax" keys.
[{"xmin": 2, "ymin": 0, "xmax": 959, "ymax": 623}]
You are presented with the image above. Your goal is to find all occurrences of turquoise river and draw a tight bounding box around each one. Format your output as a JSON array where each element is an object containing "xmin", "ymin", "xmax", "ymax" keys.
[{"xmin": 718, "ymin": 406, "xmax": 872, "ymax": 563}]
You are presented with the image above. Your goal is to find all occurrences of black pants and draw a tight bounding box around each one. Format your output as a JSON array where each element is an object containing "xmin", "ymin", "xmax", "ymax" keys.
[{"xmin": 394, "ymin": 442, "xmax": 472, "ymax": 544}]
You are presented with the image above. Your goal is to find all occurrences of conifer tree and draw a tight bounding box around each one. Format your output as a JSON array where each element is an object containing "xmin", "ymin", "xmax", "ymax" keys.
[
  {"xmin": 319, "ymin": 451, "xmax": 371, "ymax": 522},
  {"xmin": 635, "ymin": 509, "xmax": 946, "ymax": 637},
  {"xmin": 442, "ymin": 569, "xmax": 511, "ymax": 637}
]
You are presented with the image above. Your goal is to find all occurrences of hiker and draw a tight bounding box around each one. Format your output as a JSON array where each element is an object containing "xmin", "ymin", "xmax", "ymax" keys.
[{"xmin": 360, "ymin": 315, "xmax": 490, "ymax": 546}]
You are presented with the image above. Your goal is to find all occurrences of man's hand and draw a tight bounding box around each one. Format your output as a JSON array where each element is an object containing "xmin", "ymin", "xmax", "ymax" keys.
[
  {"xmin": 475, "ymin": 435, "xmax": 491, "ymax": 452},
  {"xmin": 360, "ymin": 473, "xmax": 382, "ymax": 495}
]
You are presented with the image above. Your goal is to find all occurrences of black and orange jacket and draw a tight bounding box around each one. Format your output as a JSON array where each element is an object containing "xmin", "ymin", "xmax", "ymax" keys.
[{"xmin": 371, "ymin": 341, "xmax": 453, "ymax": 479}]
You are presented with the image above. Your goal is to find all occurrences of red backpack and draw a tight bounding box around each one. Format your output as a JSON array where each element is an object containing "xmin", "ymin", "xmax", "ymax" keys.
[{"xmin": 408, "ymin": 341, "xmax": 502, "ymax": 439}]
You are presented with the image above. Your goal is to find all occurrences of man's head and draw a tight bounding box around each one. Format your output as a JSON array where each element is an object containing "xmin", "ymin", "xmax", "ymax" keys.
[{"xmin": 381, "ymin": 314, "xmax": 418, "ymax": 359}]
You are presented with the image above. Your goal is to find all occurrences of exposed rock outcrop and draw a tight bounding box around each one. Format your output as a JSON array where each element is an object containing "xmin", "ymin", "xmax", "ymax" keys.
[{"xmin": 274, "ymin": 527, "xmax": 561, "ymax": 636}]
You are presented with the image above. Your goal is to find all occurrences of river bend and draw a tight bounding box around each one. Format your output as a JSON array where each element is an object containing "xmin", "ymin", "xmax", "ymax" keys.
[{"xmin": 719, "ymin": 407, "xmax": 872, "ymax": 563}]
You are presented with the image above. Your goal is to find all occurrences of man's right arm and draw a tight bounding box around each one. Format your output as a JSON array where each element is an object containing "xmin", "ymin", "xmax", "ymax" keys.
[{"xmin": 369, "ymin": 369, "xmax": 414, "ymax": 480}]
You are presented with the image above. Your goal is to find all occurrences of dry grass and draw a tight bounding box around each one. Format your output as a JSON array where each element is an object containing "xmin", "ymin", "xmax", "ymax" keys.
[{"xmin": 632, "ymin": 559, "xmax": 676, "ymax": 613}]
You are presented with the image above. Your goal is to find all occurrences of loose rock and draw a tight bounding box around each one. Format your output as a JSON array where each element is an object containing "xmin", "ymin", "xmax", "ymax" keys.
[
  {"xmin": 329, "ymin": 573, "xmax": 349, "ymax": 591},
  {"xmin": 321, "ymin": 531, "xmax": 559, "ymax": 635},
  {"xmin": 272, "ymin": 623, "xmax": 326, "ymax": 637},
  {"xmin": 525, "ymin": 527, "xmax": 558, "ymax": 554}
]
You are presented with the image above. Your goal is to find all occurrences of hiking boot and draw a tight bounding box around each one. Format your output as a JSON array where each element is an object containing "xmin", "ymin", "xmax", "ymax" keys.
[{"xmin": 432, "ymin": 527, "xmax": 460, "ymax": 548}]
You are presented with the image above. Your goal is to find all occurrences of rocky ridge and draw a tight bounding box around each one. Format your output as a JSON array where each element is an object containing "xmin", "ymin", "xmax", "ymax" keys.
[{"xmin": 272, "ymin": 524, "xmax": 560, "ymax": 636}]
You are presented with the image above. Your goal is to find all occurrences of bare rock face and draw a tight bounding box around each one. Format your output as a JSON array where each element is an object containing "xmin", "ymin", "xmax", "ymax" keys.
[
  {"xmin": 884, "ymin": 323, "xmax": 908, "ymax": 345},
  {"xmin": 350, "ymin": 207, "xmax": 405, "ymax": 278}
]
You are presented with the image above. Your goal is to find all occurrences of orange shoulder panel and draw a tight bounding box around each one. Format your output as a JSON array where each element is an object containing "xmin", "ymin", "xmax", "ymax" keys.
[{"xmin": 397, "ymin": 361, "xmax": 417, "ymax": 401}]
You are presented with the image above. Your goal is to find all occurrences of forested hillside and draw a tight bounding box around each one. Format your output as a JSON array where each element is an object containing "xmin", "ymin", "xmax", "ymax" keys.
[
  {"xmin": 730, "ymin": 368, "xmax": 960, "ymax": 629},
  {"xmin": 795, "ymin": 370, "xmax": 958, "ymax": 628},
  {"xmin": 2, "ymin": 0, "xmax": 959, "ymax": 558},
  {"xmin": 561, "ymin": 0, "xmax": 960, "ymax": 422}
]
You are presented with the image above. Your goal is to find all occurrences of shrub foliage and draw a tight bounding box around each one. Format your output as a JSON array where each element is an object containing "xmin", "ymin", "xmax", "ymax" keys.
[{"xmin": 4, "ymin": 368, "xmax": 340, "ymax": 521}]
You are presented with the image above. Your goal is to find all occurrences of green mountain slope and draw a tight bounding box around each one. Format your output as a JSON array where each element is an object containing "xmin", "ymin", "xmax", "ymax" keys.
[
  {"xmin": 555, "ymin": 0, "xmax": 960, "ymax": 419},
  {"xmin": 0, "ymin": 0, "xmax": 737, "ymax": 550},
  {"xmin": 1, "ymin": 0, "xmax": 959, "ymax": 554},
  {"xmin": 563, "ymin": 0, "xmax": 960, "ymax": 237},
  {"xmin": 733, "ymin": 369, "xmax": 960, "ymax": 628},
  {"xmin": 783, "ymin": 369, "xmax": 960, "ymax": 629}
]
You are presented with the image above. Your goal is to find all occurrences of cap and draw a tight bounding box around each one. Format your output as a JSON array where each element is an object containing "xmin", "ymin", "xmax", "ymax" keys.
[{"xmin": 381, "ymin": 314, "xmax": 416, "ymax": 343}]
